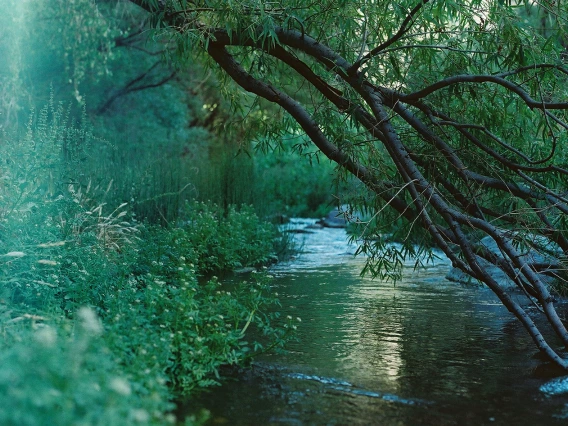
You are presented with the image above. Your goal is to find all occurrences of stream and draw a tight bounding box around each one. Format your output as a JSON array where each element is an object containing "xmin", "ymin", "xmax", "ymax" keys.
[{"xmin": 183, "ymin": 219, "xmax": 568, "ymax": 425}]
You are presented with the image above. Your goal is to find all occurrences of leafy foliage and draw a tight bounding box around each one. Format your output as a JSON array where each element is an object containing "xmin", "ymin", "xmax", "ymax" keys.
[
  {"xmin": 0, "ymin": 105, "xmax": 291, "ymax": 424},
  {"xmin": 130, "ymin": 0, "xmax": 568, "ymax": 367},
  {"xmin": 0, "ymin": 313, "xmax": 174, "ymax": 426},
  {"xmin": 177, "ymin": 202, "xmax": 277, "ymax": 272}
]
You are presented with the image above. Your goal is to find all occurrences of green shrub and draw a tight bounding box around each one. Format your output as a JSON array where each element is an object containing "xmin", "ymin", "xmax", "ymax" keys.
[
  {"xmin": 178, "ymin": 201, "xmax": 277, "ymax": 273},
  {"xmin": 0, "ymin": 103, "xmax": 291, "ymax": 424},
  {"xmin": 120, "ymin": 221, "xmax": 290, "ymax": 393},
  {"xmin": 1, "ymin": 208, "xmax": 289, "ymax": 422},
  {"xmin": 0, "ymin": 310, "xmax": 174, "ymax": 426}
]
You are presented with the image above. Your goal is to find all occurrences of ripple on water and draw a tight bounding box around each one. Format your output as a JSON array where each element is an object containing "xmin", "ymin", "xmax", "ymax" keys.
[
  {"xmin": 182, "ymin": 220, "xmax": 568, "ymax": 425},
  {"xmin": 286, "ymin": 373, "xmax": 433, "ymax": 405}
]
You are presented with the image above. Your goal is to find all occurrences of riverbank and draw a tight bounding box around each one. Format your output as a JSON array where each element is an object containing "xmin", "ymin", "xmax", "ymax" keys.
[{"xmin": 0, "ymin": 201, "xmax": 289, "ymax": 425}]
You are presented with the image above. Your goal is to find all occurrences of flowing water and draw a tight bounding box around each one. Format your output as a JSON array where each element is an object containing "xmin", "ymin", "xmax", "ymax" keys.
[{"xmin": 184, "ymin": 219, "xmax": 568, "ymax": 425}]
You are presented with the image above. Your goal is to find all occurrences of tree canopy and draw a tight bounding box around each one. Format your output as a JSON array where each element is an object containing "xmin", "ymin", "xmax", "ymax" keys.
[{"xmin": 128, "ymin": 0, "xmax": 568, "ymax": 367}]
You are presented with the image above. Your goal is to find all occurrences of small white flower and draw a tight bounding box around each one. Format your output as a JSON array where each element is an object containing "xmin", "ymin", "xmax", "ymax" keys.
[
  {"xmin": 35, "ymin": 327, "xmax": 57, "ymax": 347},
  {"xmin": 77, "ymin": 307, "xmax": 103, "ymax": 335},
  {"xmin": 130, "ymin": 409, "xmax": 149, "ymax": 422},
  {"xmin": 109, "ymin": 377, "xmax": 131, "ymax": 396}
]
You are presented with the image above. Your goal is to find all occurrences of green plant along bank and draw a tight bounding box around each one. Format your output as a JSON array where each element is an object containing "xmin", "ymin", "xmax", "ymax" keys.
[{"xmin": 0, "ymin": 104, "xmax": 295, "ymax": 424}]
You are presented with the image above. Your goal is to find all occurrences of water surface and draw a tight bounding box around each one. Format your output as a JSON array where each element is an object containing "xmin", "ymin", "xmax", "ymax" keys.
[{"xmin": 185, "ymin": 220, "xmax": 568, "ymax": 425}]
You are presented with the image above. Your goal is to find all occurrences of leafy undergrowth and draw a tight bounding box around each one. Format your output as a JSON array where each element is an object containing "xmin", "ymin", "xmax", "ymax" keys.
[
  {"xmin": 0, "ymin": 106, "xmax": 294, "ymax": 425},
  {"xmin": 0, "ymin": 198, "xmax": 292, "ymax": 425}
]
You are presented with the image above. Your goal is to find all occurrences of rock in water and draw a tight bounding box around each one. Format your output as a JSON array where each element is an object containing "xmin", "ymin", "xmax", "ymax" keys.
[
  {"xmin": 445, "ymin": 234, "xmax": 562, "ymax": 290},
  {"xmin": 540, "ymin": 376, "xmax": 568, "ymax": 396},
  {"xmin": 319, "ymin": 205, "xmax": 366, "ymax": 228},
  {"xmin": 319, "ymin": 206, "xmax": 348, "ymax": 228}
]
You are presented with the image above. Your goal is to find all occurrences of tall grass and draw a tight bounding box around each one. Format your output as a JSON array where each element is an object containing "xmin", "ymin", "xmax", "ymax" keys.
[
  {"xmin": 0, "ymin": 102, "xmax": 295, "ymax": 425},
  {"xmin": 74, "ymin": 107, "xmax": 338, "ymax": 224},
  {"xmin": 77, "ymin": 125, "xmax": 259, "ymax": 224}
]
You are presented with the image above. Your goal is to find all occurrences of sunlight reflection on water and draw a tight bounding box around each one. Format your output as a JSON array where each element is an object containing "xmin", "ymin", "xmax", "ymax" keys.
[{"xmin": 185, "ymin": 220, "xmax": 568, "ymax": 426}]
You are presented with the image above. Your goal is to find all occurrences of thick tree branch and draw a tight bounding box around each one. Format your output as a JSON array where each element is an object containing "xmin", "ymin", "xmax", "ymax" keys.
[
  {"xmin": 363, "ymin": 85, "xmax": 568, "ymax": 359},
  {"xmin": 400, "ymin": 74, "xmax": 568, "ymax": 110}
]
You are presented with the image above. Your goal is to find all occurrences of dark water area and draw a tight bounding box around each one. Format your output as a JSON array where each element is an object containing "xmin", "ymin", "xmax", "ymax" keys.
[{"xmin": 182, "ymin": 220, "xmax": 568, "ymax": 425}]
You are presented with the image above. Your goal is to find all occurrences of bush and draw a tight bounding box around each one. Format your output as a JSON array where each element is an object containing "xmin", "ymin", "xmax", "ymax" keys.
[
  {"xmin": 0, "ymin": 104, "xmax": 291, "ymax": 424},
  {"xmin": 0, "ymin": 311, "xmax": 174, "ymax": 426},
  {"xmin": 178, "ymin": 201, "xmax": 276, "ymax": 272},
  {"xmin": 105, "ymin": 223, "xmax": 290, "ymax": 395}
]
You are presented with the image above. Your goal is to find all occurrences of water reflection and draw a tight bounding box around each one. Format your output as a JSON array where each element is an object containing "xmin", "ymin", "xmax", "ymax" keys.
[{"xmin": 184, "ymin": 224, "xmax": 568, "ymax": 425}]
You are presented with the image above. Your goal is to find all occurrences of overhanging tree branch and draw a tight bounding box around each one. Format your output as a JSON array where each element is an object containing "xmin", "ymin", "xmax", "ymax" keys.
[
  {"xmin": 399, "ymin": 74, "xmax": 568, "ymax": 109},
  {"xmin": 128, "ymin": 0, "xmax": 568, "ymax": 369},
  {"xmin": 97, "ymin": 61, "xmax": 177, "ymax": 114}
]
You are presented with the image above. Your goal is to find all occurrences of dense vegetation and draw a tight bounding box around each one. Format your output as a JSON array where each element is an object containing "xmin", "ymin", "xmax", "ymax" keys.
[
  {"xmin": 0, "ymin": 0, "xmax": 340, "ymax": 221},
  {"xmin": 0, "ymin": 1, "xmax": 313, "ymax": 424},
  {"xmin": 0, "ymin": 100, "xmax": 302, "ymax": 424}
]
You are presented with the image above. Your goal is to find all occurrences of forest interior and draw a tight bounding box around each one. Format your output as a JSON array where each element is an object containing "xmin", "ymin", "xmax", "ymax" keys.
[{"xmin": 2, "ymin": 0, "xmax": 568, "ymax": 424}]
